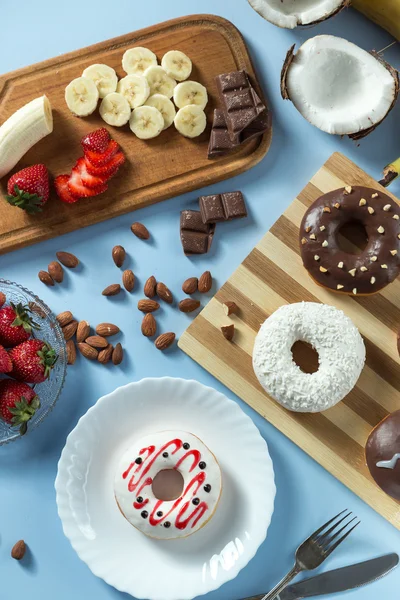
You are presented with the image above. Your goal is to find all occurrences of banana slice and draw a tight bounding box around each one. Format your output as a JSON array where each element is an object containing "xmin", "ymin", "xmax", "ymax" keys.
[
  {"xmin": 144, "ymin": 66, "xmax": 176, "ymax": 99},
  {"xmin": 99, "ymin": 92, "xmax": 131, "ymax": 127},
  {"xmin": 161, "ymin": 50, "xmax": 192, "ymax": 82},
  {"xmin": 82, "ymin": 64, "xmax": 118, "ymax": 99},
  {"xmin": 117, "ymin": 74, "xmax": 150, "ymax": 109},
  {"xmin": 144, "ymin": 94, "xmax": 176, "ymax": 130},
  {"xmin": 129, "ymin": 106, "xmax": 164, "ymax": 139},
  {"xmin": 174, "ymin": 105, "xmax": 207, "ymax": 138},
  {"xmin": 122, "ymin": 47, "xmax": 158, "ymax": 75},
  {"xmin": 65, "ymin": 77, "xmax": 99, "ymax": 117},
  {"xmin": 173, "ymin": 81, "xmax": 208, "ymax": 110}
]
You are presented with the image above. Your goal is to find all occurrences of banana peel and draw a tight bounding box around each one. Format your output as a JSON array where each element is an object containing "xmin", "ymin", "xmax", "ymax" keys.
[{"xmin": 353, "ymin": 0, "xmax": 400, "ymax": 41}]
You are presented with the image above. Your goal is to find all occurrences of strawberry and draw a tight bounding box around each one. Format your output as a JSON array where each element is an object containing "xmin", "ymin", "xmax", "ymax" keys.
[
  {"xmin": 0, "ymin": 303, "xmax": 38, "ymax": 347},
  {"xmin": 0, "ymin": 292, "xmax": 6, "ymax": 308},
  {"xmin": 84, "ymin": 139, "xmax": 119, "ymax": 166},
  {"xmin": 74, "ymin": 157, "xmax": 108, "ymax": 189},
  {"xmin": 0, "ymin": 379, "xmax": 40, "ymax": 435},
  {"xmin": 0, "ymin": 345, "xmax": 12, "ymax": 373},
  {"xmin": 9, "ymin": 339, "xmax": 57, "ymax": 383},
  {"xmin": 54, "ymin": 174, "xmax": 80, "ymax": 204},
  {"xmin": 6, "ymin": 164, "xmax": 50, "ymax": 214},
  {"xmin": 68, "ymin": 165, "xmax": 108, "ymax": 198},
  {"xmin": 85, "ymin": 152, "xmax": 126, "ymax": 178},
  {"xmin": 81, "ymin": 128, "xmax": 110, "ymax": 154}
]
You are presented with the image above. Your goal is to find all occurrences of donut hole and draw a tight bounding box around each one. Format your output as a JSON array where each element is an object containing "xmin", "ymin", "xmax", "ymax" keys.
[
  {"xmin": 337, "ymin": 220, "xmax": 369, "ymax": 255},
  {"xmin": 291, "ymin": 341, "xmax": 319, "ymax": 374},
  {"xmin": 152, "ymin": 469, "xmax": 184, "ymax": 501}
]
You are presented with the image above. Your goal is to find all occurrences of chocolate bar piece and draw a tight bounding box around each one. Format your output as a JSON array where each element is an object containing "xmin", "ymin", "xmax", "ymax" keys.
[
  {"xmin": 199, "ymin": 191, "xmax": 247, "ymax": 224},
  {"xmin": 216, "ymin": 70, "xmax": 265, "ymax": 140},
  {"xmin": 180, "ymin": 210, "xmax": 215, "ymax": 255},
  {"xmin": 208, "ymin": 107, "xmax": 270, "ymax": 159},
  {"xmin": 240, "ymin": 108, "xmax": 271, "ymax": 143}
]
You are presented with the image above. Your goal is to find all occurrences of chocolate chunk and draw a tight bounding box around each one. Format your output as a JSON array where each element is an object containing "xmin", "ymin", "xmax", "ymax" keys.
[
  {"xmin": 180, "ymin": 209, "xmax": 209, "ymax": 234},
  {"xmin": 199, "ymin": 191, "xmax": 247, "ymax": 224},
  {"xmin": 221, "ymin": 191, "xmax": 247, "ymax": 220},
  {"xmin": 240, "ymin": 108, "xmax": 271, "ymax": 143},
  {"xmin": 208, "ymin": 109, "xmax": 240, "ymax": 158},
  {"xmin": 180, "ymin": 210, "xmax": 215, "ymax": 255}
]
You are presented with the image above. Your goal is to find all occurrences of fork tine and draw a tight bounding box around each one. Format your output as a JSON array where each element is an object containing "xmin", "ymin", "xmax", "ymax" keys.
[
  {"xmin": 316, "ymin": 511, "xmax": 353, "ymax": 545},
  {"xmin": 320, "ymin": 515, "xmax": 357, "ymax": 550},
  {"xmin": 324, "ymin": 520, "xmax": 361, "ymax": 558},
  {"xmin": 308, "ymin": 509, "xmax": 348, "ymax": 542}
]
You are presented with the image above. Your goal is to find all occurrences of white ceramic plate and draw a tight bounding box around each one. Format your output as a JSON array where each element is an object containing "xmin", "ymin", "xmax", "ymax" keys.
[{"xmin": 55, "ymin": 378, "xmax": 275, "ymax": 600}]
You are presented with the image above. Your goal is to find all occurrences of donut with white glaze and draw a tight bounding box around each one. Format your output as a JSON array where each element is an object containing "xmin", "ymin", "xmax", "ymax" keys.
[
  {"xmin": 252, "ymin": 302, "xmax": 365, "ymax": 413},
  {"xmin": 114, "ymin": 431, "xmax": 222, "ymax": 539}
]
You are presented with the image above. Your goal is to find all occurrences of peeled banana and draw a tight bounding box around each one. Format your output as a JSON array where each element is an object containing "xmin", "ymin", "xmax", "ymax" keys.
[{"xmin": 353, "ymin": 0, "xmax": 400, "ymax": 41}]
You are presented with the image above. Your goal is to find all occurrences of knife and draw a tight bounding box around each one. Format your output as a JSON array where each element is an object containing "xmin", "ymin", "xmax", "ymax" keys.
[{"xmin": 242, "ymin": 553, "xmax": 399, "ymax": 600}]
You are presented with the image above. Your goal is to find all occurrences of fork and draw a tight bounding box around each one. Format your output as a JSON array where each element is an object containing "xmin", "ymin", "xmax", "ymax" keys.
[{"xmin": 261, "ymin": 510, "xmax": 360, "ymax": 600}]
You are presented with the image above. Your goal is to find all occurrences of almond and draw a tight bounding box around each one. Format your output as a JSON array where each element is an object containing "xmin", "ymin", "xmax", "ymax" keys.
[
  {"xmin": 48, "ymin": 261, "xmax": 64, "ymax": 283},
  {"xmin": 56, "ymin": 311, "xmax": 73, "ymax": 327},
  {"xmin": 198, "ymin": 271, "xmax": 212, "ymax": 293},
  {"xmin": 138, "ymin": 299, "xmax": 160, "ymax": 313},
  {"xmin": 112, "ymin": 245, "xmax": 126, "ymax": 268},
  {"xmin": 122, "ymin": 269, "xmax": 135, "ymax": 292},
  {"xmin": 56, "ymin": 251, "xmax": 79, "ymax": 268},
  {"xmin": 156, "ymin": 282, "xmax": 173, "ymax": 304},
  {"xmin": 144, "ymin": 276, "xmax": 157, "ymax": 298},
  {"xmin": 155, "ymin": 332, "xmax": 176, "ymax": 350},
  {"xmin": 112, "ymin": 343, "xmax": 123, "ymax": 365},
  {"xmin": 62, "ymin": 320, "xmax": 78, "ymax": 341},
  {"xmin": 178, "ymin": 298, "xmax": 200, "ymax": 313},
  {"xmin": 0, "ymin": 292, "xmax": 6, "ymax": 307},
  {"xmin": 77, "ymin": 342, "xmax": 98, "ymax": 360},
  {"xmin": 96, "ymin": 323, "xmax": 120, "ymax": 337},
  {"xmin": 38, "ymin": 270, "xmax": 54, "ymax": 286},
  {"xmin": 182, "ymin": 277, "xmax": 198, "ymax": 294},
  {"xmin": 66, "ymin": 340, "xmax": 76, "ymax": 365},
  {"xmin": 131, "ymin": 222, "xmax": 150, "ymax": 240},
  {"xmin": 223, "ymin": 301, "xmax": 239, "ymax": 316},
  {"xmin": 85, "ymin": 335, "xmax": 108, "ymax": 349},
  {"xmin": 29, "ymin": 302, "xmax": 46, "ymax": 319},
  {"xmin": 102, "ymin": 284, "xmax": 121, "ymax": 296},
  {"xmin": 98, "ymin": 344, "xmax": 113, "ymax": 364},
  {"xmin": 141, "ymin": 313, "xmax": 157, "ymax": 337},
  {"xmin": 11, "ymin": 540, "xmax": 26, "ymax": 560},
  {"xmin": 76, "ymin": 320, "xmax": 90, "ymax": 343},
  {"xmin": 221, "ymin": 324, "xmax": 235, "ymax": 341}
]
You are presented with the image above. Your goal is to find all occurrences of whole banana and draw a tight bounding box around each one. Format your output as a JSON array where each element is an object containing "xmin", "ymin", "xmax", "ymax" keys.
[{"xmin": 353, "ymin": 0, "xmax": 400, "ymax": 41}]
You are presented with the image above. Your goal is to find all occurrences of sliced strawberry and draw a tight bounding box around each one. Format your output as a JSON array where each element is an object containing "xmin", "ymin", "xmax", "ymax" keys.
[
  {"xmin": 54, "ymin": 175, "xmax": 80, "ymax": 204},
  {"xmin": 81, "ymin": 128, "xmax": 110, "ymax": 154},
  {"xmin": 74, "ymin": 157, "xmax": 108, "ymax": 189},
  {"xmin": 84, "ymin": 139, "xmax": 119, "ymax": 167},
  {"xmin": 85, "ymin": 152, "xmax": 126, "ymax": 178},
  {"xmin": 68, "ymin": 166, "xmax": 108, "ymax": 198}
]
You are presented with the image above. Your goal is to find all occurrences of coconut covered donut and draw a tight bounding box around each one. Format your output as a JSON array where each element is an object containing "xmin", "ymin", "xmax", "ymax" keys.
[
  {"xmin": 114, "ymin": 431, "xmax": 222, "ymax": 539},
  {"xmin": 253, "ymin": 302, "xmax": 365, "ymax": 412}
]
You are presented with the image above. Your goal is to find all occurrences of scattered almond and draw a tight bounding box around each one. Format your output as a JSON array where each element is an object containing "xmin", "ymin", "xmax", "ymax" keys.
[
  {"xmin": 112, "ymin": 245, "xmax": 126, "ymax": 268},
  {"xmin": 38, "ymin": 270, "xmax": 54, "ymax": 286},
  {"xmin": 156, "ymin": 282, "xmax": 173, "ymax": 304},
  {"xmin": 178, "ymin": 298, "xmax": 200, "ymax": 313},
  {"xmin": 0, "ymin": 292, "xmax": 6, "ymax": 307},
  {"xmin": 96, "ymin": 323, "xmax": 120, "ymax": 337},
  {"xmin": 56, "ymin": 251, "xmax": 79, "ymax": 268},
  {"xmin": 102, "ymin": 284, "xmax": 121, "ymax": 296},
  {"xmin": 155, "ymin": 332, "xmax": 175, "ymax": 350},
  {"xmin": 112, "ymin": 343, "xmax": 123, "ymax": 365},
  {"xmin": 66, "ymin": 340, "xmax": 76, "ymax": 365},
  {"xmin": 76, "ymin": 320, "xmax": 90, "ymax": 343},
  {"xmin": 131, "ymin": 222, "xmax": 150, "ymax": 240},
  {"xmin": 223, "ymin": 301, "xmax": 238, "ymax": 316},
  {"xmin": 62, "ymin": 320, "xmax": 78, "ymax": 341},
  {"xmin": 48, "ymin": 261, "xmax": 64, "ymax": 283},
  {"xmin": 198, "ymin": 271, "xmax": 212, "ymax": 293},
  {"xmin": 182, "ymin": 277, "xmax": 198, "ymax": 294},
  {"xmin": 85, "ymin": 335, "xmax": 108, "ymax": 349},
  {"xmin": 141, "ymin": 313, "xmax": 157, "ymax": 337},
  {"xmin": 11, "ymin": 540, "xmax": 26, "ymax": 561},
  {"xmin": 98, "ymin": 344, "xmax": 113, "ymax": 364},
  {"xmin": 29, "ymin": 302, "xmax": 46, "ymax": 319},
  {"xmin": 77, "ymin": 342, "xmax": 98, "ymax": 360},
  {"xmin": 144, "ymin": 276, "xmax": 157, "ymax": 298},
  {"xmin": 56, "ymin": 311, "xmax": 73, "ymax": 327},
  {"xmin": 221, "ymin": 324, "xmax": 235, "ymax": 341},
  {"xmin": 138, "ymin": 299, "xmax": 160, "ymax": 313},
  {"xmin": 122, "ymin": 269, "xmax": 135, "ymax": 292}
]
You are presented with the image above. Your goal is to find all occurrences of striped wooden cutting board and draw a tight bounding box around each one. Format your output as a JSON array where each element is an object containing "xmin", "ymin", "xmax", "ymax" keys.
[{"xmin": 179, "ymin": 152, "xmax": 400, "ymax": 529}]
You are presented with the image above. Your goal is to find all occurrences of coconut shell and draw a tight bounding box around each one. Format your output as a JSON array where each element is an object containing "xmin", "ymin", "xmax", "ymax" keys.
[
  {"xmin": 249, "ymin": 0, "xmax": 350, "ymax": 29},
  {"xmin": 280, "ymin": 45, "xmax": 295, "ymax": 100}
]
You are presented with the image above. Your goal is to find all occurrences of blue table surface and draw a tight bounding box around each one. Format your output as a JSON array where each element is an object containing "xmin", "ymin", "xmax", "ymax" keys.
[{"xmin": 1, "ymin": 1, "xmax": 400, "ymax": 599}]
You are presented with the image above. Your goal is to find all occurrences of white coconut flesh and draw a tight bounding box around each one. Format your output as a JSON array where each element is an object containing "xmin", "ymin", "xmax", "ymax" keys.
[
  {"xmin": 248, "ymin": 0, "xmax": 347, "ymax": 28},
  {"xmin": 284, "ymin": 36, "xmax": 397, "ymax": 136}
]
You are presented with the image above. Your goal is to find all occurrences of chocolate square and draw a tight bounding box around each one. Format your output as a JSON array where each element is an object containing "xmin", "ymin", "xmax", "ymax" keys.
[
  {"xmin": 180, "ymin": 210, "xmax": 209, "ymax": 234},
  {"xmin": 180, "ymin": 209, "xmax": 215, "ymax": 255},
  {"xmin": 207, "ymin": 109, "xmax": 240, "ymax": 158},
  {"xmin": 199, "ymin": 194, "xmax": 226, "ymax": 224},
  {"xmin": 221, "ymin": 192, "xmax": 247, "ymax": 220}
]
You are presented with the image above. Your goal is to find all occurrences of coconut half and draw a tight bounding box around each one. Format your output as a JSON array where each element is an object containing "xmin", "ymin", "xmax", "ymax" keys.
[
  {"xmin": 248, "ymin": 0, "xmax": 349, "ymax": 28},
  {"xmin": 281, "ymin": 35, "xmax": 399, "ymax": 139}
]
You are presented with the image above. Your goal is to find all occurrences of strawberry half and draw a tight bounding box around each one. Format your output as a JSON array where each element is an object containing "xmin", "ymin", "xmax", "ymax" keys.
[
  {"xmin": 0, "ymin": 345, "xmax": 12, "ymax": 373},
  {"xmin": 0, "ymin": 379, "xmax": 40, "ymax": 435},
  {"xmin": 54, "ymin": 174, "xmax": 80, "ymax": 204},
  {"xmin": 84, "ymin": 139, "xmax": 119, "ymax": 167},
  {"xmin": 6, "ymin": 164, "xmax": 50, "ymax": 214},
  {"xmin": 85, "ymin": 152, "xmax": 126, "ymax": 178},
  {"xmin": 9, "ymin": 338, "xmax": 57, "ymax": 384},
  {"xmin": 68, "ymin": 165, "xmax": 108, "ymax": 198},
  {"xmin": 81, "ymin": 128, "xmax": 110, "ymax": 154},
  {"xmin": 74, "ymin": 157, "xmax": 108, "ymax": 189}
]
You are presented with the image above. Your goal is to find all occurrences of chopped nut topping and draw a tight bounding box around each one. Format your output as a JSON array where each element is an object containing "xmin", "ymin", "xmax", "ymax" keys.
[
  {"xmin": 310, "ymin": 233, "xmax": 316, "ymax": 240},
  {"xmin": 370, "ymin": 277, "xmax": 376, "ymax": 284},
  {"xmin": 381, "ymin": 264, "xmax": 388, "ymax": 269},
  {"xmin": 368, "ymin": 207, "xmax": 375, "ymax": 215},
  {"xmin": 352, "ymin": 288, "xmax": 357, "ymax": 295},
  {"xmin": 348, "ymin": 268, "xmax": 356, "ymax": 277},
  {"xmin": 371, "ymin": 256, "xmax": 378, "ymax": 262},
  {"xmin": 390, "ymin": 250, "xmax": 398, "ymax": 256},
  {"xmin": 319, "ymin": 266, "xmax": 328, "ymax": 273},
  {"xmin": 338, "ymin": 261, "xmax": 344, "ymax": 269},
  {"xmin": 371, "ymin": 193, "xmax": 379, "ymax": 198},
  {"xmin": 377, "ymin": 226, "xmax": 385, "ymax": 234},
  {"xmin": 322, "ymin": 240, "xmax": 328, "ymax": 247},
  {"xmin": 359, "ymin": 198, "xmax": 367, "ymax": 206},
  {"xmin": 320, "ymin": 225, "xmax": 326, "ymax": 231},
  {"xmin": 393, "ymin": 214, "xmax": 399, "ymax": 220},
  {"xmin": 314, "ymin": 255, "xmax": 320, "ymax": 261},
  {"xmin": 360, "ymin": 266, "xmax": 368, "ymax": 272},
  {"xmin": 301, "ymin": 237, "xmax": 307, "ymax": 245},
  {"xmin": 337, "ymin": 284, "xmax": 344, "ymax": 290},
  {"xmin": 323, "ymin": 207, "xmax": 331, "ymax": 213},
  {"xmin": 345, "ymin": 186, "xmax": 352, "ymax": 194},
  {"xmin": 334, "ymin": 203, "xmax": 340, "ymax": 209},
  {"xmin": 383, "ymin": 204, "xmax": 391, "ymax": 211},
  {"xmin": 305, "ymin": 226, "xmax": 311, "ymax": 233}
]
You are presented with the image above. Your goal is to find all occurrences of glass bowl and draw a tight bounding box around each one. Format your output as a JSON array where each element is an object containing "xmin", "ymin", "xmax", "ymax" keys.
[{"xmin": 0, "ymin": 279, "xmax": 67, "ymax": 445}]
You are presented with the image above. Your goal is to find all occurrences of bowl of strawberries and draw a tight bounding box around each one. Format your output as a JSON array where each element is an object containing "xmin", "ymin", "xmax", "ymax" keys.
[{"xmin": 0, "ymin": 280, "xmax": 67, "ymax": 444}]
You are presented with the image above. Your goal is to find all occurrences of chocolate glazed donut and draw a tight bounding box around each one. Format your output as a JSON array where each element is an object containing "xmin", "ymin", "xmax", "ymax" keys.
[{"xmin": 300, "ymin": 186, "xmax": 400, "ymax": 295}]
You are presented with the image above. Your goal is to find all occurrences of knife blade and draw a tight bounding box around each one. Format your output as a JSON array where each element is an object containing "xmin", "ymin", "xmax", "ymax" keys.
[{"xmin": 242, "ymin": 553, "xmax": 399, "ymax": 600}]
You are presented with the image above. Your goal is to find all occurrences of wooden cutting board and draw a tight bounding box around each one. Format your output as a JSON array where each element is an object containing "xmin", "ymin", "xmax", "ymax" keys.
[
  {"xmin": 0, "ymin": 14, "xmax": 271, "ymax": 255},
  {"xmin": 179, "ymin": 152, "xmax": 400, "ymax": 529}
]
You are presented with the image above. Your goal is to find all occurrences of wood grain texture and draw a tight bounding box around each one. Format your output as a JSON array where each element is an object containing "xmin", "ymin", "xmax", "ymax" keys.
[
  {"xmin": 179, "ymin": 152, "xmax": 400, "ymax": 529},
  {"xmin": 0, "ymin": 14, "xmax": 271, "ymax": 255}
]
